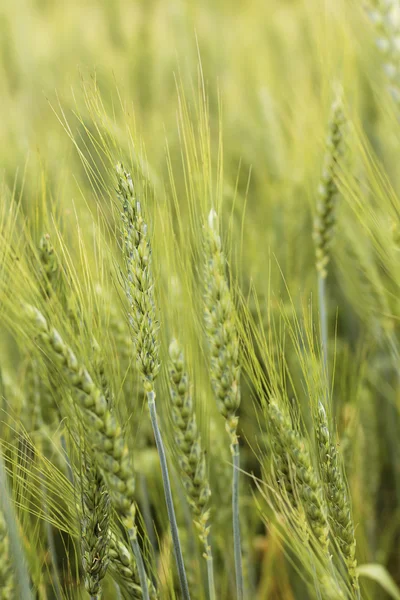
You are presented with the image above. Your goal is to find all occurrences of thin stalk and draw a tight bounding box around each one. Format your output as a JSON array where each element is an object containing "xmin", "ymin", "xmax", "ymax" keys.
[
  {"xmin": 232, "ymin": 442, "xmax": 243, "ymax": 600},
  {"xmin": 60, "ymin": 432, "xmax": 74, "ymax": 485},
  {"xmin": 0, "ymin": 453, "xmax": 33, "ymax": 600},
  {"xmin": 139, "ymin": 472, "xmax": 157, "ymax": 554},
  {"xmin": 147, "ymin": 390, "xmax": 191, "ymax": 600},
  {"xmin": 129, "ymin": 529, "xmax": 150, "ymax": 600},
  {"xmin": 205, "ymin": 534, "xmax": 216, "ymax": 600},
  {"xmin": 42, "ymin": 487, "xmax": 63, "ymax": 600},
  {"xmin": 318, "ymin": 274, "xmax": 329, "ymax": 387}
]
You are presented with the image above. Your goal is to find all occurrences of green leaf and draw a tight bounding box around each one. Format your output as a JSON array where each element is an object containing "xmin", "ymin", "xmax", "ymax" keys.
[{"xmin": 358, "ymin": 564, "xmax": 400, "ymax": 600}]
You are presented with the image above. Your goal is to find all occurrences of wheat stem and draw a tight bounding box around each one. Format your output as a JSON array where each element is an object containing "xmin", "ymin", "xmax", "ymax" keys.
[
  {"xmin": 318, "ymin": 274, "xmax": 329, "ymax": 385},
  {"xmin": 148, "ymin": 390, "xmax": 191, "ymax": 600},
  {"xmin": 129, "ymin": 530, "xmax": 151, "ymax": 600},
  {"xmin": 232, "ymin": 443, "xmax": 243, "ymax": 600}
]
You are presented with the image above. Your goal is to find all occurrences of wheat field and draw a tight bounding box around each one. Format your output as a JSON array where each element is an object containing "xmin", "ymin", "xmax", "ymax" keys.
[{"xmin": 0, "ymin": 0, "xmax": 400, "ymax": 598}]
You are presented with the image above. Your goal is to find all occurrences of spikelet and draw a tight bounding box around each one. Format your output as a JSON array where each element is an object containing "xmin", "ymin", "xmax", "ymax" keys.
[
  {"xmin": 24, "ymin": 359, "xmax": 44, "ymax": 433},
  {"xmin": 80, "ymin": 464, "xmax": 111, "ymax": 598},
  {"xmin": 0, "ymin": 510, "xmax": 14, "ymax": 600},
  {"xmin": 117, "ymin": 163, "xmax": 160, "ymax": 390},
  {"xmin": 26, "ymin": 306, "xmax": 137, "ymax": 530},
  {"xmin": 313, "ymin": 92, "xmax": 345, "ymax": 279},
  {"xmin": 168, "ymin": 339, "xmax": 211, "ymax": 551},
  {"xmin": 108, "ymin": 532, "xmax": 157, "ymax": 599},
  {"xmin": 203, "ymin": 209, "xmax": 241, "ymax": 447},
  {"xmin": 38, "ymin": 233, "xmax": 59, "ymax": 300},
  {"xmin": 316, "ymin": 402, "xmax": 358, "ymax": 592},
  {"xmin": 268, "ymin": 400, "xmax": 329, "ymax": 552}
]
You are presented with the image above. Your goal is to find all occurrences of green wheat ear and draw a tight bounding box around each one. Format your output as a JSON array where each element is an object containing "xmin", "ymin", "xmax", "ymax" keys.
[
  {"xmin": 25, "ymin": 305, "xmax": 153, "ymax": 600},
  {"xmin": 116, "ymin": 163, "xmax": 190, "ymax": 600},
  {"xmin": 79, "ymin": 462, "xmax": 111, "ymax": 600},
  {"xmin": 108, "ymin": 531, "xmax": 158, "ymax": 600},
  {"xmin": 316, "ymin": 402, "xmax": 359, "ymax": 594},
  {"xmin": 313, "ymin": 90, "xmax": 345, "ymax": 280},
  {"xmin": 116, "ymin": 162, "xmax": 160, "ymax": 387},
  {"xmin": 203, "ymin": 208, "xmax": 243, "ymax": 599},
  {"xmin": 168, "ymin": 339, "xmax": 215, "ymax": 600},
  {"xmin": 268, "ymin": 399, "xmax": 329, "ymax": 553},
  {"xmin": 203, "ymin": 209, "xmax": 241, "ymax": 446}
]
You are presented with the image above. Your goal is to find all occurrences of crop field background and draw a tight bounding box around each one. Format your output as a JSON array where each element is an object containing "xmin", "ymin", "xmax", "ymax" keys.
[{"xmin": 1, "ymin": 0, "xmax": 400, "ymax": 599}]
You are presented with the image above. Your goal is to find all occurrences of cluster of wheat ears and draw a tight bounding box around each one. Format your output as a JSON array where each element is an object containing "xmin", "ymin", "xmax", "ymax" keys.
[{"xmin": 2, "ymin": 1, "xmax": 400, "ymax": 599}]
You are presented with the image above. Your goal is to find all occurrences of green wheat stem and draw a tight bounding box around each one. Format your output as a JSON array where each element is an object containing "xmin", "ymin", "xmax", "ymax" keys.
[
  {"xmin": 129, "ymin": 531, "xmax": 151, "ymax": 600},
  {"xmin": 232, "ymin": 443, "xmax": 243, "ymax": 600},
  {"xmin": 0, "ymin": 453, "xmax": 33, "ymax": 600},
  {"xmin": 318, "ymin": 274, "xmax": 329, "ymax": 385},
  {"xmin": 147, "ymin": 390, "xmax": 191, "ymax": 600},
  {"xmin": 139, "ymin": 472, "xmax": 157, "ymax": 554},
  {"xmin": 205, "ymin": 533, "xmax": 216, "ymax": 600}
]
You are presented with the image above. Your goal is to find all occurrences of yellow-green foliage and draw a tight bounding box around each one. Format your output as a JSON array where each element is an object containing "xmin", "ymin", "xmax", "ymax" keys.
[{"xmin": 1, "ymin": 1, "xmax": 400, "ymax": 599}]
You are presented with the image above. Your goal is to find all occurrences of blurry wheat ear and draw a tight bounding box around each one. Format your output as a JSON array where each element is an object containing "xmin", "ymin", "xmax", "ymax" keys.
[
  {"xmin": 168, "ymin": 339, "xmax": 215, "ymax": 600},
  {"xmin": 367, "ymin": 0, "xmax": 400, "ymax": 104},
  {"xmin": 26, "ymin": 306, "xmax": 150, "ymax": 600},
  {"xmin": 79, "ymin": 461, "xmax": 111, "ymax": 600},
  {"xmin": 316, "ymin": 402, "xmax": 359, "ymax": 597},
  {"xmin": 203, "ymin": 209, "xmax": 243, "ymax": 600},
  {"xmin": 313, "ymin": 91, "xmax": 345, "ymax": 381},
  {"xmin": 116, "ymin": 163, "xmax": 190, "ymax": 600}
]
